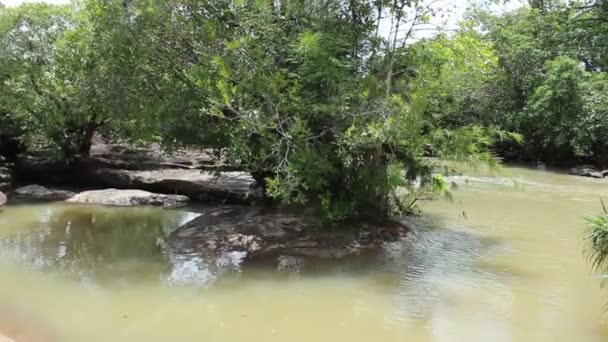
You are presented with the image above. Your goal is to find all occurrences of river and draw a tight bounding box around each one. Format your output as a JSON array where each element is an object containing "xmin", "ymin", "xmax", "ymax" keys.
[{"xmin": 0, "ymin": 165, "xmax": 607, "ymax": 341}]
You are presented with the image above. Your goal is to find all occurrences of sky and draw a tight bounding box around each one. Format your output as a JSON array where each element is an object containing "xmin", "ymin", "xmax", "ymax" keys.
[{"xmin": 1, "ymin": 0, "xmax": 527, "ymax": 42}]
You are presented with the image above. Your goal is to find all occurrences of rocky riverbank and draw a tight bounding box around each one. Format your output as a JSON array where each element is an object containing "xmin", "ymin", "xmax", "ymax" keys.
[
  {"xmin": 12, "ymin": 145, "xmax": 260, "ymax": 204},
  {"xmin": 4, "ymin": 184, "xmax": 407, "ymax": 259},
  {"xmin": 1, "ymin": 145, "xmax": 408, "ymax": 260}
]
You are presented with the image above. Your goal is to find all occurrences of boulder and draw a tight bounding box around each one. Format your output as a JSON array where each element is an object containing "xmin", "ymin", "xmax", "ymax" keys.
[
  {"xmin": 12, "ymin": 185, "xmax": 76, "ymax": 201},
  {"xmin": 66, "ymin": 189, "xmax": 189, "ymax": 208},
  {"xmin": 0, "ymin": 191, "xmax": 6, "ymax": 207},
  {"xmin": 167, "ymin": 206, "xmax": 406, "ymax": 260}
]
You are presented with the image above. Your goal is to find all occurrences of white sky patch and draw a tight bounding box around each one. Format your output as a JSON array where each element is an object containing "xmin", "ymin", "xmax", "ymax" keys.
[
  {"xmin": 2, "ymin": 0, "xmax": 527, "ymax": 42},
  {"xmin": 1, "ymin": 0, "xmax": 69, "ymax": 5},
  {"xmin": 378, "ymin": 0, "xmax": 527, "ymax": 44}
]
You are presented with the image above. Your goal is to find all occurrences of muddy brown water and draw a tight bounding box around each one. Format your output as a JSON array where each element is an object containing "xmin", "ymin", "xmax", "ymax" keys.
[{"xmin": 0, "ymin": 165, "xmax": 607, "ymax": 341}]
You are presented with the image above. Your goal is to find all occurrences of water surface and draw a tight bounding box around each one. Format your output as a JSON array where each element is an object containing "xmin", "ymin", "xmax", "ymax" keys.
[{"xmin": 0, "ymin": 166, "xmax": 607, "ymax": 341}]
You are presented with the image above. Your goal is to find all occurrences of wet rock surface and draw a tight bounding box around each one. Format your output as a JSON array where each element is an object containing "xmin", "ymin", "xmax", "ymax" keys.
[
  {"xmin": 167, "ymin": 206, "xmax": 406, "ymax": 260},
  {"xmin": 12, "ymin": 185, "xmax": 76, "ymax": 202},
  {"xmin": 66, "ymin": 189, "xmax": 189, "ymax": 208}
]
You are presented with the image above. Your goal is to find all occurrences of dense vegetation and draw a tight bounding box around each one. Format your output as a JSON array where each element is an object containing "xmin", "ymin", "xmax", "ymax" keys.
[{"xmin": 1, "ymin": 0, "xmax": 607, "ymax": 221}]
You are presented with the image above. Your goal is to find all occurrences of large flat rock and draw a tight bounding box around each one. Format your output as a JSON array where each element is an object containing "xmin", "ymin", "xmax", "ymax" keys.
[
  {"xmin": 12, "ymin": 185, "xmax": 76, "ymax": 201},
  {"xmin": 67, "ymin": 189, "xmax": 189, "ymax": 208},
  {"xmin": 167, "ymin": 206, "xmax": 406, "ymax": 259},
  {"xmin": 92, "ymin": 169, "xmax": 259, "ymax": 203}
]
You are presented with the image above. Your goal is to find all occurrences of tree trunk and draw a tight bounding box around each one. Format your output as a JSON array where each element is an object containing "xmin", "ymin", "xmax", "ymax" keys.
[
  {"xmin": 372, "ymin": 145, "xmax": 389, "ymax": 217},
  {"xmin": 79, "ymin": 120, "xmax": 96, "ymax": 156}
]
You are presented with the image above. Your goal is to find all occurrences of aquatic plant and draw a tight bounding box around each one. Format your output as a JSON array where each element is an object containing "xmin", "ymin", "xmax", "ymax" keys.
[{"xmin": 585, "ymin": 199, "xmax": 608, "ymax": 285}]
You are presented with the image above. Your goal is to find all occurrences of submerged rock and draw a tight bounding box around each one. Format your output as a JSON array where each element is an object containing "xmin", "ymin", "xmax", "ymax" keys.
[
  {"xmin": 167, "ymin": 206, "xmax": 406, "ymax": 260},
  {"xmin": 12, "ymin": 185, "xmax": 76, "ymax": 201},
  {"xmin": 67, "ymin": 189, "xmax": 189, "ymax": 208}
]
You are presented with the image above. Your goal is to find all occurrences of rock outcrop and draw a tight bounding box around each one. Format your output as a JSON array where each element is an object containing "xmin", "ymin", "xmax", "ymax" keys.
[
  {"xmin": 12, "ymin": 185, "xmax": 76, "ymax": 201},
  {"xmin": 90, "ymin": 169, "xmax": 258, "ymax": 203},
  {"xmin": 14, "ymin": 146, "xmax": 260, "ymax": 204},
  {"xmin": 66, "ymin": 189, "xmax": 189, "ymax": 208},
  {"xmin": 167, "ymin": 206, "xmax": 406, "ymax": 260}
]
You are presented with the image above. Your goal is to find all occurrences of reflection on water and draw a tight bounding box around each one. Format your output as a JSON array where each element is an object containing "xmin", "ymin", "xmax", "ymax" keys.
[
  {"xmin": 0, "ymin": 166, "xmax": 607, "ymax": 341},
  {"xmin": 0, "ymin": 204, "xmax": 199, "ymax": 283}
]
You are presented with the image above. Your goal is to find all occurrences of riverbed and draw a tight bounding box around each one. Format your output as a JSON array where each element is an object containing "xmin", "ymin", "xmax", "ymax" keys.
[{"xmin": 0, "ymin": 166, "xmax": 607, "ymax": 341}]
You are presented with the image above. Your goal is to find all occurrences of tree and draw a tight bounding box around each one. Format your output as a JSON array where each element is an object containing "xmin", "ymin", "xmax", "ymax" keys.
[
  {"xmin": 0, "ymin": 0, "xmax": 505, "ymax": 222},
  {"xmin": 525, "ymin": 57, "xmax": 586, "ymax": 163},
  {"xmin": 0, "ymin": 3, "xmax": 119, "ymax": 159},
  {"xmin": 472, "ymin": 4, "xmax": 608, "ymax": 165}
]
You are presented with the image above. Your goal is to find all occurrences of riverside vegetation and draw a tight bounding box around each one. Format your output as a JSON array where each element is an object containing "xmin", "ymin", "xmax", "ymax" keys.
[{"xmin": 2, "ymin": 0, "xmax": 608, "ymax": 289}]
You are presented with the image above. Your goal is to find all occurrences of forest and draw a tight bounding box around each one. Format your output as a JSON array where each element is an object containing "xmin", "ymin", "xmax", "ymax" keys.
[{"xmin": 1, "ymin": 0, "xmax": 607, "ymax": 222}]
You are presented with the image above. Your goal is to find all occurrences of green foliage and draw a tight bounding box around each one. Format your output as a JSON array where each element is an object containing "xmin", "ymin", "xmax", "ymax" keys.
[
  {"xmin": 577, "ymin": 73, "xmax": 608, "ymax": 166},
  {"xmin": 473, "ymin": 5, "xmax": 608, "ymax": 166},
  {"xmin": 0, "ymin": 4, "xmax": 94, "ymax": 158},
  {"xmin": 527, "ymin": 57, "xmax": 586, "ymax": 158},
  {"xmin": 397, "ymin": 29, "xmax": 500, "ymax": 128},
  {"xmin": 585, "ymin": 201, "xmax": 608, "ymax": 286},
  {"xmin": 0, "ymin": 0, "xmax": 510, "ymax": 222}
]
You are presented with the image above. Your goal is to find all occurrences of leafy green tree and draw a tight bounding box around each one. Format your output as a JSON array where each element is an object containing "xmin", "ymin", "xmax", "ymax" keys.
[
  {"xmin": 0, "ymin": 3, "xmax": 123, "ymax": 159},
  {"xmin": 398, "ymin": 28, "xmax": 501, "ymax": 128},
  {"xmin": 472, "ymin": 4, "xmax": 608, "ymax": 165},
  {"xmin": 0, "ymin": 0, "xmax": 507, "ymax": 221},
  {"xmin": 525, "ymin": 57, "xmax": 586, "ymax": 163},
  {"xmin": 578, "ymin": 73, "xmax": 608, "ymax": 166}
]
